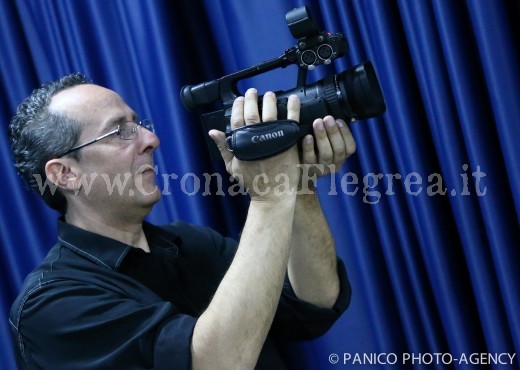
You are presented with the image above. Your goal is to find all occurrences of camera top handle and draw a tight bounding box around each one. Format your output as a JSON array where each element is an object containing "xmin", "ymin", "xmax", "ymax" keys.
[
  {"xmin": 180, "ymin": 49, "xmax": 298, "ymax": 111},
  {"xmin": 180, "ymin": 6, "xmax": 348, "ymax": 111}
]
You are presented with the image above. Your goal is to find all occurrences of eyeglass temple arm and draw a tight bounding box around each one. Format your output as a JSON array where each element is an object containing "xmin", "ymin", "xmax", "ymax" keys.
[{"xmin": 60, "ymin": 128, "xmax": 119, "ymax": 156}]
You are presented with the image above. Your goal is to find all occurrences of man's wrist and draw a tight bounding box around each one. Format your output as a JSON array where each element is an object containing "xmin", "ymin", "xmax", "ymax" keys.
[{"xmin": 250, "ymin": 191, "xmax": 298, "ymax": 205}]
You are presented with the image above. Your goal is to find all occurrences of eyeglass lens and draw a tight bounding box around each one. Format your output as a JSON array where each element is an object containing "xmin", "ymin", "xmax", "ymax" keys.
[{"xmin": 119, "ymin": 120, "xmax": 154, "ymax": 140}]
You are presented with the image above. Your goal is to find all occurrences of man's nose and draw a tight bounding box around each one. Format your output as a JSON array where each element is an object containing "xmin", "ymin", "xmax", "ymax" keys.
[{"xmin": 138, "ymin": 125, "xmax": 160, "ymax": 154}]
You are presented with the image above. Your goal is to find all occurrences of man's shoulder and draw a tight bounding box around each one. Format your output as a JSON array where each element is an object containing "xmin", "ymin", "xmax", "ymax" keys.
[
  {"xmin": 9, "ymin": 243, "xmax": 63, "ymax": 325},
  {"xmin": 9, "ymin": 240, "xmax": 125, "ymax": 326}
]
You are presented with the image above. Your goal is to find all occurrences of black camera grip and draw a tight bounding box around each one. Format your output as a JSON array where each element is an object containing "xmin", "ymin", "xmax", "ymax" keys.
[{"xmin": 225, "ymin": 120, "xmax": 300, "ymax": 161}]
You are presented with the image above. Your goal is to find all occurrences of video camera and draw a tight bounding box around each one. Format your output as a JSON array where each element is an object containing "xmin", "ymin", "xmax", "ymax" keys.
[{"xmin": 180, "ymin": 6, "xmax": 386, "ymax": 160}]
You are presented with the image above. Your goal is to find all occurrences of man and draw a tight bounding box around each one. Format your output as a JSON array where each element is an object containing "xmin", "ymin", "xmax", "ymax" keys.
[{"xmin": 9, "ymin": 73, "xmax": 355, "ymax": 369}]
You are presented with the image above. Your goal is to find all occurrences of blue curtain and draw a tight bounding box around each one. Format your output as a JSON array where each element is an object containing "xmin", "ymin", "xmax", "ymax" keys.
[{"xmin": 1, "ymin": 0, "xmax": 518, "ymax": 369}]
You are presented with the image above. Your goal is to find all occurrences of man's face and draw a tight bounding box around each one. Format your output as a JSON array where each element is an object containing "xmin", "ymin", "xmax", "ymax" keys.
[{"xmin": 50, "ymin": 84, "xmax": 161, "ymax": 218}]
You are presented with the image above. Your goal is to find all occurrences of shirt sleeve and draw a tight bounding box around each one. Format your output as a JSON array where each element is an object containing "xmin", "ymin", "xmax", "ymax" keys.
[
  {"xmin": 269, "ymin": 258, "xmax": 352, "ymax": 340},
  {"xmin": 14, "ymin": 278, "xmax": 196, "ymax": 370},
  {"xmin": 165, "ymin": 222, "xmax": 351, "ymax": 341}
]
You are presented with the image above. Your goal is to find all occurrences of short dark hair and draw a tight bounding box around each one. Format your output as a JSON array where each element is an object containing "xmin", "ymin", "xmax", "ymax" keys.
[{"xmin": 8, "ymin": 73, "xmax": 91, "ymax": 214}]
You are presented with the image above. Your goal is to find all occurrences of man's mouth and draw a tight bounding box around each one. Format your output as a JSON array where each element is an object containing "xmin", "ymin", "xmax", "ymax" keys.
[{"xmin": 136, "ymin": 164, "xmax": 157, "ymax": 175}]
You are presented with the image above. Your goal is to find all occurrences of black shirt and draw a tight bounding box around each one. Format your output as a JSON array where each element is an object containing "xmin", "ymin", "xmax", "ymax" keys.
[{"xmin": 10, "ymin": 219, "xmax": 351, "ymax": 369}]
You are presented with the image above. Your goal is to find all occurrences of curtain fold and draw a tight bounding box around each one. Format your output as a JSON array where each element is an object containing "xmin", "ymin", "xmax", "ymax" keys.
[
  {"xmin": 396, "ymin": 0, "xmax": 504, "ymax": 358},
  {"xmin": 1, "ymin": 1, "xmax": 518, "ymax": 369}
]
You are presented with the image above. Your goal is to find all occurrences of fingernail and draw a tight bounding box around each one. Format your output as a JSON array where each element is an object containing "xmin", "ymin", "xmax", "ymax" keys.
[
  {"xmin": 314, "ymin": 120, "xmax": 324, "ymax": 131},
  {"xmin": 246, "ymin": 88, "xmax": 257, "ymax": 95},
  {"xmin": 305, "ymin": 135, "xmax": 313, "ymax": 144},
  {"xmin": 288, "ymin": 95, "xmax": 300, "ymax": 104},
  {"xmin": 325, "ymin": 118, "xmax": 335, "ymax": 128},
  {"xmin": 337, "ymin": 119, "xmax": 345, "ymax": 128}
]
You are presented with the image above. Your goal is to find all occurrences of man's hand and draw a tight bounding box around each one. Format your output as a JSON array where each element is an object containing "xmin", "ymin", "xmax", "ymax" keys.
[
  {"xmin": 300, "ymin": 116, "xmax": 356, "ymax": 180},
  {"xmin": 208, "ymin": 89, "xmax": 301, "ymax": 201}
]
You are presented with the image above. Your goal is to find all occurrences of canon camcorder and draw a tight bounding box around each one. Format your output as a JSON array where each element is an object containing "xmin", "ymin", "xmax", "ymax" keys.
[{"xmin": 180, "ymin": 6, "xmax": 386, "ymax": 160}]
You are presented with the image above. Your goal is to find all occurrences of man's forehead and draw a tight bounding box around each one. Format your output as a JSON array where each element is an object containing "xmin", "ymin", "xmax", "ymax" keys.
[{"xmin": 49, "ymin": 84, "xmax": 124, "ymax": 117}]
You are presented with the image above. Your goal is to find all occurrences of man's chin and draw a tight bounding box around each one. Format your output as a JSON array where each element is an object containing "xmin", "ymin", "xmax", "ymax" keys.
[
  {"xmin": 133, "ymin": 171, "xmax": 159, "ymax": 197},
  {"xmin": 133, "ymin": 185, "xmax": 161, "ymax": 206}
]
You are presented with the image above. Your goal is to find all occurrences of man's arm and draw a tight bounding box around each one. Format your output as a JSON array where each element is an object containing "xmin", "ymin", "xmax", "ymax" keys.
[
  {"xmin": 288, "ymin": 190, "xmax": 340, "ymax": 309},
  {"xmin": 288, "ymin": 116, "xmax": 357, "ymax": 309},
  {"xmin": 193, "ymin": 90, "xmax": 301, "ymax": 369},
  {"xmin": 192, "ymin": 196, "xmax": 296, "ymax": 369}
]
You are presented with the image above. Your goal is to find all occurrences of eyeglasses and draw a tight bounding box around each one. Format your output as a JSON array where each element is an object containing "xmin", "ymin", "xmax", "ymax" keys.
[{"xmin": 59, "ymin": 119, "xmax": 155, "ymax": 157}]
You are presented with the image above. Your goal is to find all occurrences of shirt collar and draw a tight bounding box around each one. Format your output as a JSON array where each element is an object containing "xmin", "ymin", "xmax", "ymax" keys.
[{"xmin": 57, "ymin": 218, "xmax": 179, "ymax": 271}]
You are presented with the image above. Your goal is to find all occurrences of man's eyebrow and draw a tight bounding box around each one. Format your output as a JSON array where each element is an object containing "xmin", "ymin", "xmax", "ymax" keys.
[
  {"xmin": 105, "ymin": 112, "xmax": 139, "ymax": 127},
  {"xmin": 112, "ymin": 116, "xmax": 127, "ymax": 125}
]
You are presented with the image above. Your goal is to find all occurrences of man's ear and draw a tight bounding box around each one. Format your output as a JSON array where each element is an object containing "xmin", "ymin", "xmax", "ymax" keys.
[{"xmin": 45, "ymin": 159, "xmax": 81, "ymax": 191}]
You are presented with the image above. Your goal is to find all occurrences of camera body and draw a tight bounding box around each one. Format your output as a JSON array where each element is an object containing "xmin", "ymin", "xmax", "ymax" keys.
[{"xmin": 180, "ymin": 6, "xmax": 386, "ymax": 159}]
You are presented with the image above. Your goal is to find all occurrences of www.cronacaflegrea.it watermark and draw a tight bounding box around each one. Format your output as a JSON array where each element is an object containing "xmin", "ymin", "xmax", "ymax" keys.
[
  {"xmin": 316, "ymin": 163, "xmax": 487, "ymax": 204},
  {"xmin": 32, "ymin": 163, "xmax": 487, "ymax": 204}
]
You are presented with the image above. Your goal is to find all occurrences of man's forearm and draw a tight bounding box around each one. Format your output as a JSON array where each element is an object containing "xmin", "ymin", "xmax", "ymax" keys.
[
  {"xmin": 191, "ymin": 195, "xmax": 296, "ymax": 369},
  {"xmin": 288, "ymin": 190, "xmax": 340, "ymax": 308}
]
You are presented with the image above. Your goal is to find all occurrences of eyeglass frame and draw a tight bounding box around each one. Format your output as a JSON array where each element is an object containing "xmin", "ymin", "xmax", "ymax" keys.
[{"xmin": 58, "ymin": 119, "xmax": 155, "ymax": 158}]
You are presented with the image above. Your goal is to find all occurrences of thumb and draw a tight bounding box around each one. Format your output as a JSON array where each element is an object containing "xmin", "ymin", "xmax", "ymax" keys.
[{"xmin": 208, "ymin": 130, "xmax": 234, "ymax": 163}]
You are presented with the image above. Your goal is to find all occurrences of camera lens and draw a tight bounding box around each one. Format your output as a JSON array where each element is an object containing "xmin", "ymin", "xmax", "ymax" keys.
[
  {"xmin": 317, "ymin": 45, "xmax": 333, "ymax": 60},
  {"xmin": 275, "ymin": 61, "xmax": 385, "ymax": 133},
  {"xmin": 301, "ymin": 50, "xmax": 317, "ymax": 66},
  {"xmin": 336, "ymin": 62, "xmax": 386, "ymax": 119}
]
